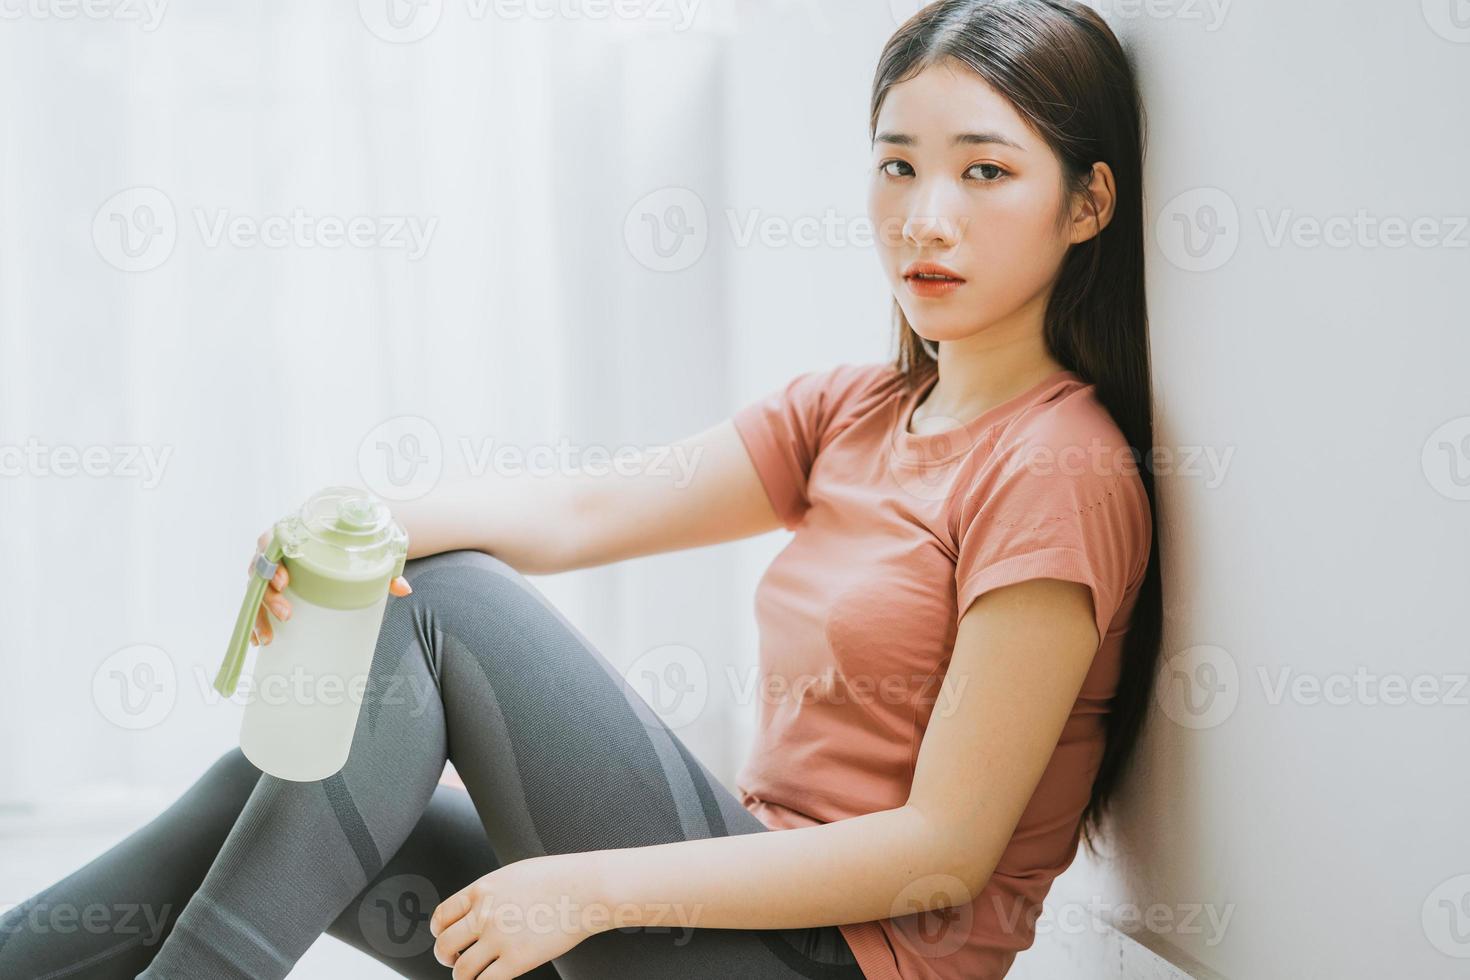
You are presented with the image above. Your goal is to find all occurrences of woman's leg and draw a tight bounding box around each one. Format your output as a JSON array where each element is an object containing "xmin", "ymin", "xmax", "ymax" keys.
[
  {"xmin": 0, "ymin": 748, "xmax": 257, "ymax": 978},
  {"xmin": 0, "ymin": 747, "xmax": 556, "ymax": 979},
  {"xmin": 19, "ymin": 548, "xmax": 858, "ymax": 979}
]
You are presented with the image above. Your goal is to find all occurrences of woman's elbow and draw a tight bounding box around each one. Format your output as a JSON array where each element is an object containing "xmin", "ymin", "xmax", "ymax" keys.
[{"xmin": 900, "ymin": 804, "xmax": 996, "ymax": 903}]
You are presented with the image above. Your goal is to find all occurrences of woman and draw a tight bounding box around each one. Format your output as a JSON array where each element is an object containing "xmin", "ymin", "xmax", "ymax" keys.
[{"xmin": 0, "ymin": 1, "xmax": 1160, "ymax": 977}]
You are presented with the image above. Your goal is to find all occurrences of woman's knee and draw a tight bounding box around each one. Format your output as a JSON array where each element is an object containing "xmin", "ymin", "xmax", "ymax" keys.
[
  {"xmin": 397, "ymin": 549, "xmax": 576, "ymax": 673},
  {"xmin": 401, "ymin": 548, "xmax": 520, "ymax": 590},
  {"xmin": 399, "ymin": 550, "xmax": 541, "ymax": 620}
]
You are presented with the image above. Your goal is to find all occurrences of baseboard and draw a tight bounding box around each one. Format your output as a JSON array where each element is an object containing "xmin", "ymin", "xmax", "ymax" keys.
[
  {"xmin": 1010, "ymin": 903, "xmax": 1228, "ymax": 980},
  {"xmin": 1105, "ymin": 921, "xmax": 1229, "ymax": 980}
]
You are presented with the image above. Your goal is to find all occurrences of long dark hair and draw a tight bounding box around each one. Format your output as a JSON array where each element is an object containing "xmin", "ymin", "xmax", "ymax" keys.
[{"xmin": 873, "ymin": 0, "xmax": 1161, "ymax": 855}]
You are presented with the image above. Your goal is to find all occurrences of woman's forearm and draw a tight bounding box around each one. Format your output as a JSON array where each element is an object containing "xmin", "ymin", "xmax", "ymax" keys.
[
  {"xmin": 381, "ymin": 420, "xmax": 780, "ymax": 578},
  {"xmin": 389, "ymin": 475, "xmax": 579, "ymax": 575},
  {"xmin": 586, "ymin": 804, "xmax": 987, "ymax": 933}
]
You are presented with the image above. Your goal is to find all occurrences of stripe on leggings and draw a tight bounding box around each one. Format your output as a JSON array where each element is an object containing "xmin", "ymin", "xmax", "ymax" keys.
[
  {"xmin": 665, "ymin": 734, "xmax": 862, "ymax": 978},
  {"xmin": 322, "ymin": 774, "xmax": 384, "ymax": 881},
  {"xmin": 666, "ymin": 734, "xmax": 730, "ymax": 838}
]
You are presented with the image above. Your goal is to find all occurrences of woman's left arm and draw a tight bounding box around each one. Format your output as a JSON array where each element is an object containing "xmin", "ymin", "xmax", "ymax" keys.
[{"xmin": 429, "ymin": 575, "xmax": 1100, "ymax": 976}]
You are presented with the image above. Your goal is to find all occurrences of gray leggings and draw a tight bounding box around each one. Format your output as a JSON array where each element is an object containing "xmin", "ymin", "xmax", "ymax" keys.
[{"xmin": 0, "ymin": 549, "xmax": 863, "ymax": 979}]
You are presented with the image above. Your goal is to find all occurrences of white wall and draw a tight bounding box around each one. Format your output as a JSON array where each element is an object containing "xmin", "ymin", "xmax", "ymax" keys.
[{"xmin": 1030, "ymin": 3, "xmax": 1470, "ymax": 979}]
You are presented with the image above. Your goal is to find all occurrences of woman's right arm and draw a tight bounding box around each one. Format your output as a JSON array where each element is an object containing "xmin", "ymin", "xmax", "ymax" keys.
[
  {"xmin": 388, "ymin": 416, "xmax": 782, "ymax": 575},
  {"xmin": 252, "ymin": 417, "xmax": 783, "ymax": 644}
]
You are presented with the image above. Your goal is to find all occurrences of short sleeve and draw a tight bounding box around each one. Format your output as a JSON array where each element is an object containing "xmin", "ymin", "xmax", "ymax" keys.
[
  {"xmin": 952, "ymin": 426, "xmax": 1150, "ymax": 645},
  {"xmin": 732, "ymin": 362, "xmax": 886, "ymax": 530}
]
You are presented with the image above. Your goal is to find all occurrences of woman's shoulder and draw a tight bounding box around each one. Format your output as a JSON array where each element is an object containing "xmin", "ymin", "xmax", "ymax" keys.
[
  {"xmin": 1000, "ymin": 378, "xmax": 1132, "ymax": 461},
  {"xmin": 971, "ymin": 378, "xmax": 1148, "ymax": 516},
  {"xmin": 950, "ymin": 379, "xmax": 1152, "ymax": 589},
  {"xmin": 774, "ymin": 359, "xmax": 908, "ymax": 432}
]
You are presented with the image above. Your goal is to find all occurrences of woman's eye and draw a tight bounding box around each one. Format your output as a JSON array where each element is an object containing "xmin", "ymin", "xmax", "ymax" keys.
[
  {"xmin": 879, "ymin": 160, "xmax": 1008, "ymax": 181},
  {"xmin": 967, "ymin": 162, "xmax": 1009, "ymax": 181}
]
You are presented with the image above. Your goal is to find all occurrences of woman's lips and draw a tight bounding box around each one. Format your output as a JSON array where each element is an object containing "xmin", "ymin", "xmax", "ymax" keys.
[{"xmin": 904, "ymin": 272, "xmax": 966, "ymax": 298}]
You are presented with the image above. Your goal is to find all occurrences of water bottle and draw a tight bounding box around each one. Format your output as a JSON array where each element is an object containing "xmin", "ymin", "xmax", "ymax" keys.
[{"xmin": 213, "ymin": 486, "xmax": 408, "ymax": 781}]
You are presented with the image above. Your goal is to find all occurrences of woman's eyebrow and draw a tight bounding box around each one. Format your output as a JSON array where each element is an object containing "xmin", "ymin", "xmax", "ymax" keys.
[{"xmin": 874, "ymin": 130, "xmax": 1026, "ymax": 151}]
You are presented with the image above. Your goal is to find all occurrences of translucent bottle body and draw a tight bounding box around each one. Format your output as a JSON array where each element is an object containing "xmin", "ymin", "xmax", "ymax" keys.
[{"xmin": 238, "ymin": 586, "xmax": 389, "ymax": 781}]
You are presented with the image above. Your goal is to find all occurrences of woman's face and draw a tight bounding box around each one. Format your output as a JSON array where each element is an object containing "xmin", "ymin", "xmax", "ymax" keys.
[{"xmin": 868, "ymin": 60, "xmax": 1079, "ymax": 346}]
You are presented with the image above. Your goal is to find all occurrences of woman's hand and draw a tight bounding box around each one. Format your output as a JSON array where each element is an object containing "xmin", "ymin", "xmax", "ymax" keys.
[
  {"xmin": 249, "ymin": 529, "xmax": 412, "ymax": 646},
  {"xmin": 429, "ymin": 853, "xmax": 611, "ymax": 979}
]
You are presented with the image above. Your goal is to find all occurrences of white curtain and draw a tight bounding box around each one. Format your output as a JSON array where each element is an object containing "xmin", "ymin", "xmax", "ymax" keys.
[{"xmin": 0, "ymin": 2, "xmax": 759, "ymax": 810}]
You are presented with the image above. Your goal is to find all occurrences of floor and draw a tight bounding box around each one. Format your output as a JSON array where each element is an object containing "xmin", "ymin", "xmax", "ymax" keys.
[
  {"xmin": 0, "ymin": 802, "xmax": 403, "ymax": 978},
  {"xmin": 1, "ymin": 785, "xmax": 1178, "ymax": 980}
]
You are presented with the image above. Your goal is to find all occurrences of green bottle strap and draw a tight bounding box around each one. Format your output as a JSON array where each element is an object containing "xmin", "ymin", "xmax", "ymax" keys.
[{"xmin": 212, "ymin": 528, "xmax": 285, "ymax": 697}]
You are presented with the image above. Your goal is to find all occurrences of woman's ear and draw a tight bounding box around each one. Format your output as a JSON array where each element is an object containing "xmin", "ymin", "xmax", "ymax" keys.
[{"xmin": 1069, "ymin": 161, "xmax": 1117, "ymax": 244}]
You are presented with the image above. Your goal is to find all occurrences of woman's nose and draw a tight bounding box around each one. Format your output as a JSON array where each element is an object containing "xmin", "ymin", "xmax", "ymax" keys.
[
  {"xmin": 903, "ymin": 212, "xmax": 963, "ymax": 249},
  {"xmin": 901, "ymin": 187, "xmax": 965, "ymax": 248}
]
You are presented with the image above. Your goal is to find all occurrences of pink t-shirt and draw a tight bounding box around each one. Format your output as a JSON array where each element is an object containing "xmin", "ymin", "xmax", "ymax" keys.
[{"xmin": 730, "ymin": 361, "xmax": 1152, "ymax": 980}]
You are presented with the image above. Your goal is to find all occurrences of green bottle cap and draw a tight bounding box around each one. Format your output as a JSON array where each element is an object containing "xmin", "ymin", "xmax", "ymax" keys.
[{"xmin": 279, "ymin": 486, "xmax": 408, "ymax": 610}]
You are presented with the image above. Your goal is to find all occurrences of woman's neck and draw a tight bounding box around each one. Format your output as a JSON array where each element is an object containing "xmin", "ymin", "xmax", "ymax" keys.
[{"xmin": 911, "ymin": 328, "xmax": 1067, "ymax": 433}]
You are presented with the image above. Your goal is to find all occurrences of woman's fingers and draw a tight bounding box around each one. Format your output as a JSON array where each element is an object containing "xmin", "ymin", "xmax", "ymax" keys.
[
  {"xmin": 250, "ymin": 582, "xmax": 292, "ymax": 647},
  {"xmin": 247, "ymin": 529, "xmax": 294, "ymax": 647},
  {"xmin": 447, "ymin": 938, "xmax": 499, "ymax": 979},
  {"xmin": 389, "ymin": 575, "xmax": 413, "ymax": 597},
  {"xmin": 253, "ymin": 604, "xmax": 273, "ymax": 646},
  {"xmin": 265, "ymin": 593, "xmax": 290, "ymax": 622}
]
